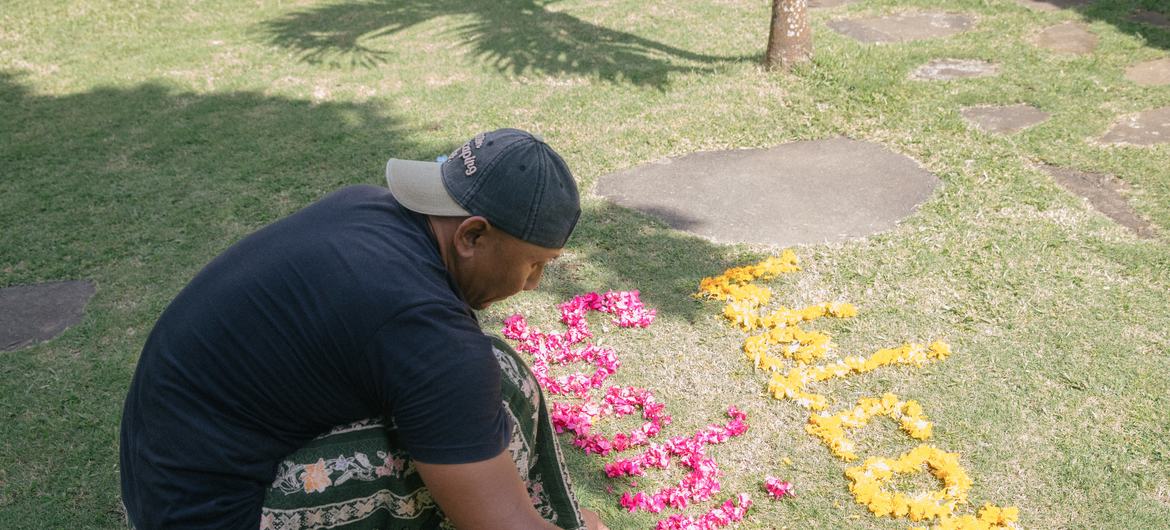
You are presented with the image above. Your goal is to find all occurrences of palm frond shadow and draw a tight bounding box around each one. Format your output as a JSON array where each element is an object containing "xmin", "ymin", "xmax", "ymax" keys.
[{"xmin": 259, "ymin": 0, "xmax": 753, "ymax": 88}]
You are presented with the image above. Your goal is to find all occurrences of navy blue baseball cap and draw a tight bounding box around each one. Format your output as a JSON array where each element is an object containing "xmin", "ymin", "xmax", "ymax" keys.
[{"xmin": 386, "ymin": 128, "xmax": 581, "ymax": 249}]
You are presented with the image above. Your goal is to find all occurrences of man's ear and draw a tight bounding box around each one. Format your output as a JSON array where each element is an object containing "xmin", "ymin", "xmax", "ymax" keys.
[{"xmin": 453, "ymin": 216, "xmax": 491, "ymax": 258}]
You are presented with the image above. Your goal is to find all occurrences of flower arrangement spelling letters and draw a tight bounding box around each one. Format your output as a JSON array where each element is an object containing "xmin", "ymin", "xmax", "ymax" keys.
[
  {"xmin": 696, "ymin": 252, "xmax": 1019, "ymax": 530},
  {"xmin": 503, "ymin": 291, "xmax": 791, "ymax": 529}
]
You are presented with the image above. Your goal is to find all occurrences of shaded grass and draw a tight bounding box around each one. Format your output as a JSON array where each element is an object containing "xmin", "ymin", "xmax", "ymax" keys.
[{"xmin": 2, "ymin": 0, "xmax": 1169, "ymax": 528}]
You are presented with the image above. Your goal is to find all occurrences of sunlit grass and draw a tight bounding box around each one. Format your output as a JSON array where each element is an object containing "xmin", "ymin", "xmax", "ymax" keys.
[{"xmin": 1, "ymin": 0, "xmax": 1168, "ymax": 528}]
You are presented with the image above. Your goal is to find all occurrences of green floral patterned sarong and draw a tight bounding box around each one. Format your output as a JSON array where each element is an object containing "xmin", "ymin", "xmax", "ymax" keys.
[{"xmin": 259, "ymin": 335, "xmax": 586, "ymax": 530}]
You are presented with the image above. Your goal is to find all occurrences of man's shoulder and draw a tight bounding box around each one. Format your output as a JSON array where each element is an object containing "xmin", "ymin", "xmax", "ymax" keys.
[
  {"xmin": 315, "ymin": 184, "xmax": 394, "ymax": 210},
  {"xmin": 333, "ymin": 183, "xmax": 391, "ymax": 198}
]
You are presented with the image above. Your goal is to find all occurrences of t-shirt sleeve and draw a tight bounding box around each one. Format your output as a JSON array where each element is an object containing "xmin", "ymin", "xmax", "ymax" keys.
[{"xmin": 368, "ymin": 303, "xmax": 510, "ymax": 465}]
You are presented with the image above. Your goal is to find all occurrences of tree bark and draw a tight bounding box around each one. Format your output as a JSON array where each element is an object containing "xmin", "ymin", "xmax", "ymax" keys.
[{"xmin": 764, "ymin": 0, "xmax": 812, "ymax": 70}]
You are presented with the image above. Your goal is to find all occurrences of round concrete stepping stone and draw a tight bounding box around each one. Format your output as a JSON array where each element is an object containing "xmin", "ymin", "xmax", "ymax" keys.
[
  {"xmin": 1, "ymin": 280, "xmax": 95, "ymax": 352},
  {"xmin": 910, "ymin": 59, "xmax": 1000, "ymax": 81},
  {"xmin": 1099, "ymin": 106, "xmax": 1170, "ymax": 146},
  {"xmin": 595, "ymin": 138, "xmax": 941, "ymax": 247},
  {"xmin": 1125, "ymin": 58, "xmax": 1170, "ymax": 86},
  {"xmin": 810, "ymin": 0, "xmax": 859, "ymax": 8},
  {"xmin": 1130, "ymin": 9, "xmax": 1170, "ymax": 29},
  {"xmin": 1041, "ymin": 165, "xmax": 1157, "ymax": 238},
  {"xmin": 1016, "ymin": 0, "xmax": 1093, "ymax": 12},
  {"xmin": 960, "ymin": 104, "xmax": 1050, "ymax": 134},
  {"xmin": 827, "ymin": 12, "xmax": 975, "ymax": 44},
  {"xmin": 1032, "ymin": 22, "xmax": 1098, "ymax": 55}
]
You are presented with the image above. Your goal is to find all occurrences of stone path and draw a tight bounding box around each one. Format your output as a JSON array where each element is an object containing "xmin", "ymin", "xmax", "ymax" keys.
[
  {"xmin": 1032, "ymin": 22, "xmax": 1099, "ymax": 55},
  {"xmin": 810, "ymin": 0, "xmax": 858, "ymax": 8},
  {"xmin": 827, "ymin": 13, "xmax": 975, "ymax": 44},
  {"xmin": 1015, "ymin": 0, "xmax": 1093, "ymax": 12},
  {"xmin": 1098, "ymin": 106, "xmax": 1170, "ymax": 146},
  {"xmin": 1, "ymin": 280, "xmax": 95, "ymax": 352},
  {"xmin": 1125, "ymin": 58, "xmax": 1170, "ymax": 87},
  {"xmin": 961, "ymin": 104, "xmax": 1050, "ymax": 134},
  {"xmin": 910, "ymin": 59, "xmax": 999, "ymax": 81},
  {"xmin": 1042, "ymin": 165, "xmax": 1158, "ymax": 238},
  {"xmin": 595, "ymin": 6, "xmax": 1165, "ymax": 244},
  {"xmin": 595, "ymin": 138, "xmax": 940, "ymax": 247}
]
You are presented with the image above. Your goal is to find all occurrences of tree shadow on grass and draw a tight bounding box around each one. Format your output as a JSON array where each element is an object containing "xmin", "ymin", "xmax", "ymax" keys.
[
  {"xmin": 258, "ymin": 0, "xmax": 750, "ymax": 88},
  {"xmin": 542, "ymin": 200, "xmax": 754, "ymax": 325},
  {"xmin": 0, "ymin": 69, "xmax": 754, "ymax": 525},
  {"xmin": 0, "ymin": 68, "xmax": 740, "ymax": 329},
  {"xmin": 0, "ymin": 70, "xmax": 426, "ymax": 288},
  {"xmin": 0, "ymin": 70, "xmax": 438, "ymax": 525}
]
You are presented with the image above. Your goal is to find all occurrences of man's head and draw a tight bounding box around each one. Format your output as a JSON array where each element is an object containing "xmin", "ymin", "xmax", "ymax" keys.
[{"xmin": 385, "ymin": 129, "xmax": 580, "ymax": 309}]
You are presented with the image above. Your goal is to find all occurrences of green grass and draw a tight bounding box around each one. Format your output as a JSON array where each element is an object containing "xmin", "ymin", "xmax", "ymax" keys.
[{"xmin": 2, "ymin": 0, "xmax": 1169, "ymax": 528}]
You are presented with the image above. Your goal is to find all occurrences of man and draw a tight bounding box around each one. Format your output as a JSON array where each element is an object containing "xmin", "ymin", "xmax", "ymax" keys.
[{"xmin": 120, "ymin": 129, "xmax": 607, "ymax": 529}]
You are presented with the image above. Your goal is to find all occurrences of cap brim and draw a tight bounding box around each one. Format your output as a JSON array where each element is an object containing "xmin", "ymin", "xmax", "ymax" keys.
[{"xmin": 385, "ymin": 159, "xmax": 470, "ymax": 217}]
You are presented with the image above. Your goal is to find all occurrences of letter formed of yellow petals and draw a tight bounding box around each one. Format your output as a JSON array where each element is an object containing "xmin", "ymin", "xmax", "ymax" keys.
[
  {"xmin": 699, "ymin": 253, "xmax": 858, "ymax": 377},
  {"xmin": 806, "ymin": 393, "xmax": 935, "ymax": 461},
  {"xmin": 767, "ymin": 341, "xmax": 952, "ymax": 411},
  {"xmin": 845, "ymin": 445, "xmax": 972, "ymax": 523},
  {"xmin": 743, "ymin": 323, "xmax": 838, "ymax": 370},
  {"xmin": 695, "ymin": 250, "xmax": 801, "ymax": 304},
  {"xmin": 698, "ymin": 252, "xmax": 1020, "ymax": 528},
  {"xmin": 910, "ymin": 503, "xmax": 1021, "ymax": 529}
]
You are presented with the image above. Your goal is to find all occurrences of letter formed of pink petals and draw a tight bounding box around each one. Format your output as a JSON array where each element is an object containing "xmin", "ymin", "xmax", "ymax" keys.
[
  {"xmin": 609, "ymin": 407, "xmax": 750, "ymax": 515},
  {"xmin": 504, "ymin": 293, "xmax": 757, "ymax": 529},
  {"xmin": 654, "ymin": 493, "xmax": 753, "ymax": 530},
  {"xmin": 557, "ymin": 290, "xmax": 657, "ymax": 337},
  {"xmin": 764, "ymin": 476, "xmax": 794, "ymax": 500},
  {"xmin": 551, "ymin": 385, "xmax": 671, "ymax": 455},
  {"xmin": 502, "ymin": 291, "xmax": 653, "ymax": 398}
]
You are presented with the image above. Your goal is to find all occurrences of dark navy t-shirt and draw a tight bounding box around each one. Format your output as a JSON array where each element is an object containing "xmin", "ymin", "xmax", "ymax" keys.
[{"xmin": 120, "ymin": 185, "xmax": 510, "ymax": 529}]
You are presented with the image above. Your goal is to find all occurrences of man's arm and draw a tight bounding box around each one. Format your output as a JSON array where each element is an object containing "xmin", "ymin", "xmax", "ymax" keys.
[{"xmin": 415, "ymin": 451, "xmax": 558, "ymax": 529}]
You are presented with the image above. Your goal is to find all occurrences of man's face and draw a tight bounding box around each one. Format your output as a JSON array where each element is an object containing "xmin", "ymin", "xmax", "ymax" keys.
[{"xmin": 455, "ymin": 226, "xmax": 561, "ymax": 310}]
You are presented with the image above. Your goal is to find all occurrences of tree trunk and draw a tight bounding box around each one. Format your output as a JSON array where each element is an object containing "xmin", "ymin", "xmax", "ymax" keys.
[{"xmin": 764, "ymin": 0, "xmax": 812, "ymax": 70}]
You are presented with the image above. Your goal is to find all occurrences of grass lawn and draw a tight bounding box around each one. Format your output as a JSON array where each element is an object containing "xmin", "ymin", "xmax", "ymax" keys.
[{"xmin": 2, "ymin": 0, "xmax": 1169, "ymax": 528}]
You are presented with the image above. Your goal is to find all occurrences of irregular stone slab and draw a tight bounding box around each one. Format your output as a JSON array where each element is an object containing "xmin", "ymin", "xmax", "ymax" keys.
[
  {"xmin": 827, "ymin": 12, "xmax": 975, "ymax": 44},
  {"xmin": 595, "ymin": 138, "xmax": 941, "ymax": 247},
  {"xmin": 961, "ymin": 104, "xmax": 1050, "ymax": 134},
  {"xmin": 910, "ymin": 59, "xmax": 1000, "ymax": 81},
  {"xmin": 1041, "ymin": 165, "xmax": 1158, "ymax": 238},
  {"xmin": 1125, "ymin": 58, "xmax": 1170, "ymax": 87},
  {"xmin": 1016, "ymin": 0, "xmax": 1093, "ymax": 12},
  {"xmin": 810, "ymin": 0, "xmax": 859, "ymax": 8},
  {"xmin": 1099, "ymin": 106, "xmax": 1170, "ymax": 146},
  {"xmin": 1130, "ymin": 9, "xmax": 1170, "ymax": 28},
  {"xmin": 0, "ymin": 280, "xmax": 95, "ymax": 352},
  {"xmin": 1032, "ymin": 22, "xmax": 1098, "ymax": 55}
]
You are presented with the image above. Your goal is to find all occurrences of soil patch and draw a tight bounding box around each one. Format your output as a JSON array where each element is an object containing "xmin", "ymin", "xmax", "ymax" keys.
[
  {"xmin": 1124, "ymin": 58, "xmax": 1170, "ymax": 87},
  {"xmin": 1099, "ymin": 106, "xmax": 1170, "ymax": 146},
  {"xmin": 810, "ymin": 0, "xmax": 859, "ymax": 8},
  {"xmin": 1015, "ymin": 0, "xmax": 1093, "ymax": 12},
  {"xmin": 1032, "ymin": 22, "xmax": 1099, "ymax": 55},
  {"xmin": 910, "ymin": 59, "xmax": 1000, "ymax": 81},
  {"xmin": 961, "ymin": 104, "xmax": 1050, "ymax": 134},
  {"xmin": 1130, "ymin": 9, "xmax": 1170, "ymax": 29},
  {"xmin": 827, "ymin": 12, "xmax": 975, "ymax": 44},
  {"xmin": 1041, "ymin": 165, "xmax": 1158, "ymax": 238},
  {"xmin": 1, "ymin": 280, "xmax": 96, "ymax": 352}
]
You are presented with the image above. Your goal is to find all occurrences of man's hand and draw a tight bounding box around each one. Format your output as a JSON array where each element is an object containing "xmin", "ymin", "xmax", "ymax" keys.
[
  {"xmin": 415, "ymin": 451, "xmax": 558, "ymax": 529},
  {"xmin": 581, "ymin": 507, "xmax": 609, "ymax": 530}
]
